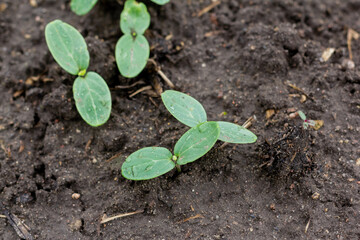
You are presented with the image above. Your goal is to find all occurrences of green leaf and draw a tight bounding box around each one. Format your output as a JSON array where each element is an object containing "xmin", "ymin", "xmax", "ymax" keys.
[
  {"xmin": 120, "ymin": 0, "xmax": 150, "ymax": 35},
  {"xmin": 297, "ymin": 111, "xmax": 306, "ymax": 120},
  {"xmin": 70, "ymin": 0, "xmax": 98, "ymax": 16},
  {"xmin": 122, "ymin": 147, "xmax": 175, "ymax": 180},
  {"xmin": 217, "ymin": 121, "xmax": 257, "ymax": 143},
  {"xmin": 115, "ymin": 34, "xmax": 150, "ymax": 78},
  {"xmin": 174, "ymin": 122, "xmax": 219, "ymax": 165},
  {"xmin": 150, "ymin": 0, "xmax": 170, "ymax": 5},
  {"xmin": 73, "ymin": 72, "xmax": 112, "ymax": 127},
  {"xmin": 161, "ymin": 90, "xmax": 207, "ymax": 127},
  {"xmin": 45, "ymin": 20, "xmax": 89, "ymax": 75}
]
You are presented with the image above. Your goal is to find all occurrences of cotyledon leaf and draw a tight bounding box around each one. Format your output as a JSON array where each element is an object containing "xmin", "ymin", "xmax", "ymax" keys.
[
  {"xmin": 73, "ymin": 72, "xmax": 111, "ymax": 127},
  {"xmin": 45, "ymin": 20, "xmax": 89, "ymax": 75},
  {"xmin": 70, "ymin": 0, "xmax": 98, "ymax": 16},
  {"xmin": 120, "ymin": 0, "xmax": 150, "ymax": 35},
  {"xmin": 150, "ymin": 0, "xmax": 170, "ymax": 5},
  {"xmin": 115, "ymin": 34, "xmax": 150, "ymax": 78},
  {"xmin": 217, "ymin": 121, "xmax": 257, "ymax": 143},
  {"xmin": 122, "ymin": 147, "xmax": 175, "ymax": 180},
  {"xmin": 174, "ymin": 122, "xmax": 219, "ymax": 165},
  {"xmin": 161, "ymin": 90, "xmax": 207, "ymax": 128}
]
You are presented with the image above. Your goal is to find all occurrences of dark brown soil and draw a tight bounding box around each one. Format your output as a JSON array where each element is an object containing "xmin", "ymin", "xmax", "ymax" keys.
[{"xmin": 1, "ymin": 0, "xmax": 359, "ymax": 239}]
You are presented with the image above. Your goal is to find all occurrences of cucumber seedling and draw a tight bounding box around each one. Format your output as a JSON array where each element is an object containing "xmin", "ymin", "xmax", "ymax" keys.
[
  {"xmin": 69, "ymin": 0, "xmax": 170, "ymax": 78},
  {"xmin": 121, "ymin": 90, "xmax": 257, "ymax": 181},
  {"xmin": 122, "ymin": 121, "xmax": 220, "ymax": 180},
  {"xmin": 70, "ymin": 0, "xmax": 169, "ymax": 16},
  {"xmin": 161, "ymin": 90, "xmax": 257, "ymax": 144},
  {"xmin": 45, "ymin": 20, "xmax": 112, "ymax": 127}
]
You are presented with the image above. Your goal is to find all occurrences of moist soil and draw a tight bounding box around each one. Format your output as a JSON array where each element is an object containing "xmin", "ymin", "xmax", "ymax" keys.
[{"xmin": 0, "ymin": 0, "xmax": 359, "ymax": 239}]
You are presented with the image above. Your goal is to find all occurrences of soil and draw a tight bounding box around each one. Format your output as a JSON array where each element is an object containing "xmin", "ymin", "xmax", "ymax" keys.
[{"xmin": 0, "ymin": 0, "xmax": 359, "ymax": 239}]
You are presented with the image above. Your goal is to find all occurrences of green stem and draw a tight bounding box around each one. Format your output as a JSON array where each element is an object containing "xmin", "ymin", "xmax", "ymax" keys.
[{"xmin": 175, "ymin": 164, "xmax": 181, "ymax": 173}]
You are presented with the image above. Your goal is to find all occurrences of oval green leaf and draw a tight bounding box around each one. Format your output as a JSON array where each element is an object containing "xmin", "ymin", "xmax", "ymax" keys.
[
  {"xmin": 120, "ymin": 0, "xmax": 150, "ymax": 35},
  {"xmin": 161, "ymin": 90, "xmax": 207, "ymax": 127},
  {"xmin": 70, "ymin": 0, "xmax": 98, "ymax": 16},
  {"xmin": 45, "ymin": 20, "xmax": 89, "ymax": 76},
  {"xmin": 150, "ymin": 0, "xmax": 170, "ymax": 5},
  {"xmin": 122, "ymin": 147, "xmax": 175, "ymax": 180},
  {"xmin": 174, "ymin": 122, "xmax": 219, "ymax": 165},
  {"xmin": 115, "ymin": 34, "xmax": 150, "ymax": 78},
  {"xmin": 73, "ymin": 72, "xmax": 112, "ymax": 127},
  {"xmin": 217, "ymin": 121, "xmax": 257, "ymax": 143}
]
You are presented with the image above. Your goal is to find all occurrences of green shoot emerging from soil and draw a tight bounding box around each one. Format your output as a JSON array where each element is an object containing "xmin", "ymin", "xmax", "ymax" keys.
[
  {"xmin": 116, "ymin": 0, "xmax": 150, "ymax": 78},
  {"xmin": 45, "ymin": 20, "xmax": 112, "ymax": 127},
  {"xmin": 297, "ymin": 111, "xmax": 316, "ymax": 129},
  {"xmin": 69, "ymin": 0, "xmax": 169, "ymax": 78},
  {"xmin": 70, "ymin": 0, "xmax": 169, "ymax": 16},
  {"xmin": 121, "ymin": 90, "xmax": 257, "ymax": 180},
  {"xmin": 122, "ymin": 122, "xmax": 220, "ymax": 180}
]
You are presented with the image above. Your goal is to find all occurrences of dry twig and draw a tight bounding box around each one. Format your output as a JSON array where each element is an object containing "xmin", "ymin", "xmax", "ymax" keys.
[
  {"xmin": 197, "ymin": 1, "xmax": 221, "ymax": 17},
  {"xmin": 100, "ymin": 210, "xmax": 144, "ymax": 224},
  {"xmin": 347, "ymin": 28, "xmax": 359, "ymax": 60}
]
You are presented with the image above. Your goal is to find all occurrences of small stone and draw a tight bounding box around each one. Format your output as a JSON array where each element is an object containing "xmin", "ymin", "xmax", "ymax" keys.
[
  {"xmin": 266, "ymin": 109, "xmax": 275, "ymax": 119},
  {"xmin": 289, "ymin": 112, "xmax": 298, "ymax": 119},
  {"xmin": 72, "ymin": 193, "xmax": 81, "ymax": 200},
  {"xmin": 312, "ymin": 192, "xmax": 320, "ymax": 200},
  {"xmin": 69, "ymin": 219, "xmax": 82, "ymax": 231},
  {"xmin": 341, "ymin": 58, "xmax": 355, "ymax": 70},
  {"xmin": 300, "ymin": 95, "xmax": 307, "ymax": 103},
  {"xmin": 356, "ymin": 158, "xmax": 360, "ymax": 166},
  {"xmin": 270, "ymin": 203, "xmax": 275, "ymax": 210}
]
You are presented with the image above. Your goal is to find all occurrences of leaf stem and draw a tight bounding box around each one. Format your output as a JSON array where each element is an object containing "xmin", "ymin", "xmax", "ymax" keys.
[{"xmin": 175, "ymin": 164, "xmax": 181, "ymax": 173}]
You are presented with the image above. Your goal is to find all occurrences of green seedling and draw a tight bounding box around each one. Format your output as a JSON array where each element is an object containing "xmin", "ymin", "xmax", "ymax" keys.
[
  {"xmin": 116, "ymin": 0, "xmax": 150, "ymax": 78},
  {"xmin": 70, "ymin": 0, "xmax": 168, "ymax": 16},
  {"xmin": 297, "ymin": 111, "xmax": 316, "ymax": 129},
  {"xmin": 121, "ymin": 90, "xmax": 257, "ymax": 181},
  {"xmin": 69, "ymin": 0, "xmax": 170, "ymax": 78},
  {"xmin": 122, "ymin": 121, "xmax": 220, "ymax": 180},
  {"xmin": 45, "ymin": 20, "xmax": 112, "ymax": 127},
  {"xmin": 161, "ymin": 90, "xmax": 257, "ymax": 143}
]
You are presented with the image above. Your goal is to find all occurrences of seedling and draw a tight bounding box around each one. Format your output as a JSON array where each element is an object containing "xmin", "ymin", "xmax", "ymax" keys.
[
  {"xmin": 116, "ymin": 0, "xmax": 150, "ymax": 78},
  {"xmin": 69, "ymin": 0, "xmax": 170, "ymax": 78},
  {"xmin": 121, "ymin": 90, "xmax": 257, "ymax": 180},
  {"xmin": 122, "ymin": 121, "xmax": 220, "ymax": 180},
  {"xmin": 45, "ymin": 20, "xmax": 112, "ymax": 127},
  {"xmin": 161, "ymin": 90, "xmax": 257, "ymax": 143},
  {"xmin": 297, "ymin": 111, "xmax": 316, "ymax": 129},
  {"xmin": 70, "ymin": 0, "xmax": 169, "ymax": 16}
]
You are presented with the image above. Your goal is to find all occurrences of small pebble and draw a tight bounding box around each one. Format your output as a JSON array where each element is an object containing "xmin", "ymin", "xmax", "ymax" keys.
[
  {"xmin": 69, "ymin": 219, "xmax": 82, "ymax": 231},
  {"xmin": 341, "ymin": 58, "xmax": 355, "ymax": 70},
  {"xmin": 312, "ymin": 192, "xmax": 320, "ymax": 200},
  {"xmin": 72, "ymin": 193, "xmax": 81, "ymax": 200}
]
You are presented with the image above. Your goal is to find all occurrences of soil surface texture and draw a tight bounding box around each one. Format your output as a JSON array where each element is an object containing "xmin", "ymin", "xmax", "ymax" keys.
[{"xmin": 0, "ymin": 0, "xmax": 359, "ymax": 239}]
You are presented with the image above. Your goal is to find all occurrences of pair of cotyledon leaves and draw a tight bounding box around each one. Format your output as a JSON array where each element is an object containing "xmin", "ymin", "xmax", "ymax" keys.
[
  {"xmin": 71, "ymin": 0, "xmax": 169, "ymax": 16},
  {"xmin": 122, "ymin": 90, "xmax": 257, "ymax": 180},
  {"xmin": 71, "ymin": 0, "xmax": 169, "ymax": 78},
  {"xmin": 45, "ymin": 20, "xmax": 112, "ymax": 127}
]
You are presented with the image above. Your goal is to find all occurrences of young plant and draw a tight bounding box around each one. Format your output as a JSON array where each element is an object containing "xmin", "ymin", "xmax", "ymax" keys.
[
  {"xmin": 45, "ymin": 20, "xmax": 112, "ymax": 127},
  {"xmin": 161, "ymin": 90, "xmax": 257, "ymax": 143},
  {"xmin": 69, "ymin": 0, "xmax": 170, "ymax": 78},
  {"xmin": 115, "ymin": 0, "xmax": 150, "ymax": 78},
  {"xmin": 122, "ymin": 121, "xmax": 219, "ymax": 180},
  {"xmin": 297, "ymin": 111, "xmax": 316, "ymax": 129},
  {"xmin": 121, "ymin": 90, "xmax": 257, "ymax": 180},
  {"xmin": 70, "ymin": 0, "xmax": 169, "ymax": 16}
]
